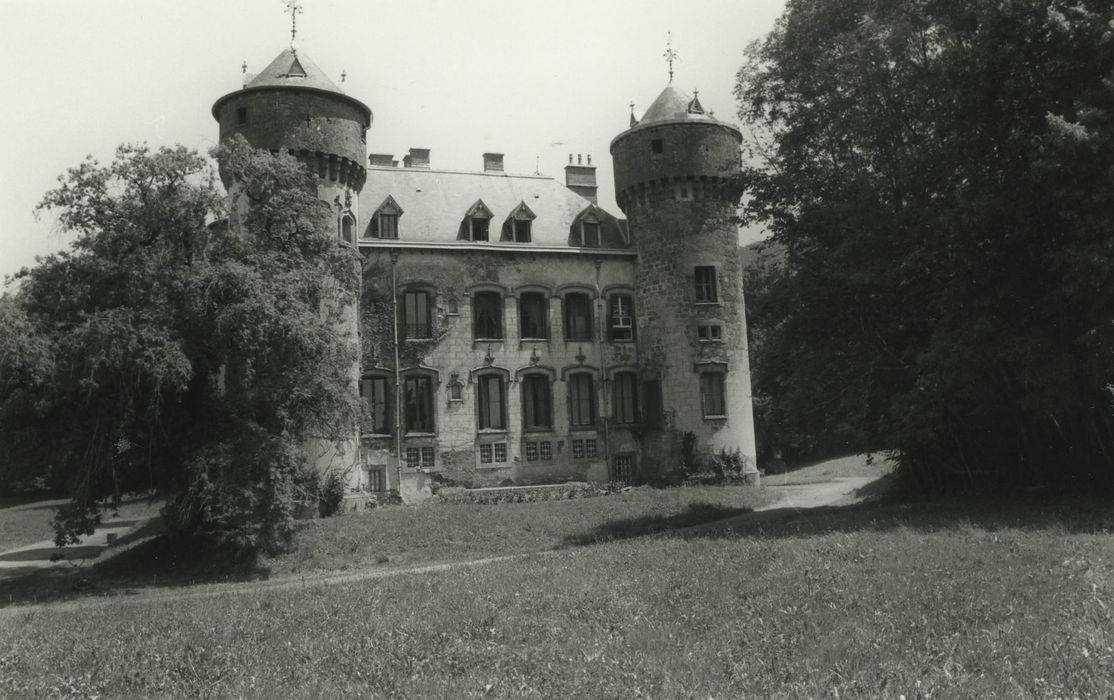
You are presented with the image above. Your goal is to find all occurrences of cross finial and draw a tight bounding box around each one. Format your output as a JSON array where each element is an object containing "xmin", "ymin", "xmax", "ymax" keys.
[
  {"xmin": 242, "ymin": 61, "xmax": 247, "ymax": 74},
  {"xmin": 283, "ymin": 0, "xmax": 303, "ymax": 50},
  {"xmin": 341, "ymin": 69, "xmax": 347, "ymax": 83},
  {"xmin": 663, "ymin": 32, "xmax": 678, "ymax": 83}
]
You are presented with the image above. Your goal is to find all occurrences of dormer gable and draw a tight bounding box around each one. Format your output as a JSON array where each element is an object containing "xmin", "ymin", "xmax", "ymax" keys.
[
  {"xmin": 501, "ymin": 201, "xmax": 537, "ymax": 242},
  {"xmin": 570, "ymin": 204, "xmax": 627, "ymax": 249},
  {"xmin": 366, "ymin": 195, "xmax": 404, "ymax": 239},
  {"xmin": 459, "ymin": 199, "xmax": 495, "ymax": 241}
]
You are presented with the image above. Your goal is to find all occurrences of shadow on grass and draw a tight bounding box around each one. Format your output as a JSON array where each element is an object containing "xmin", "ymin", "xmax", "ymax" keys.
[
  {"xmin": 0, "ymin": 532, "xmax": 271, "ymax": 608},
  {"xmin": 562, "ymin": 502, "xmax": 754, "ymax": 546},
  {"xmin": 570, "ymin": 495, "xmax": 1114, "ymax": 548}
]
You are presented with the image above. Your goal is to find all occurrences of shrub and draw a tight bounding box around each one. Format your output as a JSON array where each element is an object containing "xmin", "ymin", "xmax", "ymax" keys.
[{"xmin": 318, "ymin": 471, "xmax": 347, "ymax": 518}]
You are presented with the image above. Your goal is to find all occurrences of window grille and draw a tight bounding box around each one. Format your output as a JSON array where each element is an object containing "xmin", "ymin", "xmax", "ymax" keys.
[
  {"xmin": 421, "ymin": 447, "xmax": 435, "ymax": 467},
  {"xmin": 405, "ymin": 447, "xmax": 420, "ymax": 469},
  {"xmin": 611, "ymin": 455, "xmax": 634, "ymax": 484}
]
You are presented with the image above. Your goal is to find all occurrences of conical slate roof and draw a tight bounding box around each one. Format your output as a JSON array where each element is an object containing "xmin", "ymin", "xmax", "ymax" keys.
[
  {"xmin": 639, "ymin": 85, "xmax": 716, "ymax": 125},
  {"xmin": 211, "ymin": 46, "xmax": 371, "ymax": 122},
  {"xmin": 246, "ymin": 47, "xmax": 341, "ymax": 93}
]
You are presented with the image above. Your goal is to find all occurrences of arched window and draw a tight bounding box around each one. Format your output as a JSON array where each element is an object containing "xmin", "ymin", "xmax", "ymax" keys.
[
  {"xmin": 518, "ymin": 292, "xmax": 549, "ymax": 340},
  {"xmin": 402, "ymin": 290, "xmax": 432, "ymax": 340},
  {"xmin": 564, "ymin": 292, "xmax": 593, "ymax": 341},
  {"xmin": 403, "ymin": 373, "xmax": 435, "ymax": 433},
  {"xmin": 567, "ymin": 372, "xmax": 596, "ymax": 427},
  {"xmin": 521, "ymin": 374, "xmax": 553, "ymax": 431},
  {"xmin": 608, "ymin": 294, "xmax": 635, "ymax": 341},
  {"xmin": 612, "ymin": 371, "xmax": 639, "ymax": 425},
  {"xmin": 473, "ymin": 291, "xmax": 504, "ymax": 340},
  {"xmin": 340, "ymin": 214, "xmax": 356, "ymax": 245},
  {"xmin": 359, "ymin": 373, "xmax": 393, "ymax": 435},
  {"xmin": 476, "ymin": 373, "xmax": 507, "ymax": 430}
]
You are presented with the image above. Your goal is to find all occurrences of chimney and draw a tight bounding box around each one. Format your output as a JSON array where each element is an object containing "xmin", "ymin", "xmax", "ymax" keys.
[
  {"xmin": 403, "ymin": 148, "xmax": 430, "ymax": 169},
  {"xmin": 482, "ymin": 153, "xmax": 504, "ymax": 173},
  {"xmin": 368, "ymin": 153, "xmax": 396, "ymax": 167},
  {"xmin": 564, "ymin": 153, "xmax": 598, "ymax": 204}
]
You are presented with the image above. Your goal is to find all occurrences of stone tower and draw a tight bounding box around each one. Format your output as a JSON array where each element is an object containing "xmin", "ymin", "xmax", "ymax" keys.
[
  {"xmin": 211, "ymin": 47, "xmax": 372, "ymax": 480},
  {"xmin": 610, "ymin": 85, "xmax": 759, "ymax": 481}
]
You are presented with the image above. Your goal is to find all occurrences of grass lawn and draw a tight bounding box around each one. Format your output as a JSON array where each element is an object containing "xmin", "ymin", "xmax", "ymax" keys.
[
  {"xmin": 0, "ymin": 494, "xmax": 162, "ymax": 552},
  {"xmin": 0, "ymin": 484, "xmax": 777, "ymax": 605},
  {"xmin": 0, "ymin": 497, "xmax": 1111, "ymax": 698}
]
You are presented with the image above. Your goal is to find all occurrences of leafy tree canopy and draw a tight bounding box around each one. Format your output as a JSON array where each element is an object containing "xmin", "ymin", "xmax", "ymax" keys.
[
  {"xmin": 0, "ymin": 137, "xmax": 360, "ymax": 549},
  {"xmin": 738, "ymin": 0, "xmax": 1114, "ymax": 491}
]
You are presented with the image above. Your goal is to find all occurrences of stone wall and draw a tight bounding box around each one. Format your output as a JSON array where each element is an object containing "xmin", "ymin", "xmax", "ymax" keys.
[{"xmin": 358, "ymin": 247, "xmax": 643, "ymax": 488}]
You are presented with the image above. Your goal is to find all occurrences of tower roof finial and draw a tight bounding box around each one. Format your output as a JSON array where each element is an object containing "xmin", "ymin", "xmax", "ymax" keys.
[
  {"xmin": 283, "ymin": 0, "xmax": 303, "ymax": 52},
  {"xmin": 663, "ymin": 32, "xmax": 678, "ymax": 84}
]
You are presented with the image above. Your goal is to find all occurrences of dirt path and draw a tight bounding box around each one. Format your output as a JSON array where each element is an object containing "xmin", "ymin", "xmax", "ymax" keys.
[{"xmin": 760, "ymin": 476, "xmax": 879, "ymax": 510}]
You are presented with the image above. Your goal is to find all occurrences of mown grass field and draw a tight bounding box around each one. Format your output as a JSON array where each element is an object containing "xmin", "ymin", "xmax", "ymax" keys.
[
  {"xmin": 1, "ymin": 495, "xmax": 1112, "ymax": 698},
  {"xmin": 0, "ymin": 484, "xmax": 777, "ymax": 605}
]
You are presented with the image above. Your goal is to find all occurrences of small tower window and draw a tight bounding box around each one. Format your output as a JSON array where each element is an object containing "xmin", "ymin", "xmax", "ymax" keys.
[
  {"xmin": 698, "ymin": 323, "xmax": 723, "ymax": 341},
  {"xmin": 651, "ymin": 139, "xmax": 663, "ymax": 154},
  {"xmin": 694, "ymin": 266, "xmax": 718, "ymax": 303},
  {"xmin": 340, "ymin": 214, "xmax": 356, "ymax": 245},
  {"xmin": 236, "ymin": 107, "xmax": 248, "ymax": 125}
]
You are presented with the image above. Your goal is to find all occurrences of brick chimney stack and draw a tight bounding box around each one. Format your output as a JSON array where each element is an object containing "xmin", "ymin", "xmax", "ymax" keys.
[
  {"xmin": 564, "ymin": 153, "xmax": 598, "ymax": 203},
  {"xmin": 483, "ymin": 153, "xmax": 504, "ymax": 173},
  {"xmin": 369, "ymin": 153, "xmax": 397, "ymax": 167},
  {"xmin": 403, "ymin": 148, "xmax": 430, "ymax": 168}
]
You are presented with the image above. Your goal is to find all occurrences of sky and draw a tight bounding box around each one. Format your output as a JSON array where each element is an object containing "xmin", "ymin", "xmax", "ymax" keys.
[{"xmin": 0, "ymin": 0, "xmax": 786, "ymax": 282}]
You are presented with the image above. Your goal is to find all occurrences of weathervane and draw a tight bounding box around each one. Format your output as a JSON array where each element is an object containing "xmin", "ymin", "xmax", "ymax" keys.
[
  {"xmin": 283, "ymin": 0, "xmax": 303, "ymax": 51},
  {"xmin": 663, "ymin": 32, "xmax": 678, "ymax": 83}
]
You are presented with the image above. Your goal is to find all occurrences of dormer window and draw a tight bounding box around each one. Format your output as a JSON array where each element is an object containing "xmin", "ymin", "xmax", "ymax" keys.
[
  {"xmin": 461, "ymin": 199, "xmax": 494, "ymax": 242},
  {"xmin": 502, "ymin": 201, "xmax": 537, "ymax": 243},
  {"xmin": 580, "ymin": 221, "xmax": 601, "ymax": 247},
  {"xmin": 470, "ymin": 218, "xmax": 490, "ymax": 241},
  {"xmin": 368, "ymin": 196, "xmax": 403, "ymax": 239}
]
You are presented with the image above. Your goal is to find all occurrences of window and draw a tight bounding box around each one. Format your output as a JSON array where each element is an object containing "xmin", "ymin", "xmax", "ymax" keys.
[
  {"xmin": 651, "ymin": 139, "xmax": 663, "ymax": 154},
  {"xmin": 469, "ymin": 217, "xmax": 490, "ymax": 241},
  {"xmin": 406, "ymin": 447, "xmax": 420, "ymax": 469},
  {"xmin": 504, "ymin": 202, "xmax": 537, "ymax": 242},
  {"xmin": 477, "ymin": 374, "xmax": 506, "ymax": 430},
  {"xmin": 366, "ymin": 467, "xmax": 386, "ymax": 492},
  {"xmin": 564, "ymin": 293, "xmax": 593, "ymax": 341},
  {"xmin": 611, "ymin": 454, "xmax": 634, "ymax": 483},
  {"xmin": 447, "ymin": 297, "xmax": 460, "ymax": 315},
  {"xmin": 378, "ymin": 213, "xmax": 399, "ymax": 239},
  {"xmin": 340, "ymin": 214, "xmax": 355, "ymax": 245},
  {"xmin": 404, "ymin": 375, "xmax": 435, "ymax": 433},
  {"xmin": 237, "ymin": 107, "xmax": 248, "ymax": 125},
  {"xmin": 568, "ymin": 373, "xmax": 596, "ymax": 427},
  {"xmin": 403, "ymin": 290, "xmax": 431, "ymax": 339},
  {"xmin": 479, "ymin": 442, "xmax": 508, "ymax": 464},
  {"xmin": 608, "ymin": 294, "xmax": 635, "ymax": 341},
  {"xmin": 571, "ymin": 438, "xmax": 597, "ymax": 460},
  {"xmin": 698, "ymin": 324, "xmax": 723, "ymax": 341},
  {"xmin": 579, "ymin": 221, "xmax": 601, "ymax": 247},
  {"xmin": 448, "ymin": 375, "xmax": 464, "ymax": 401},
  {"xmin": 700, "ymin": 372, "xmax": 727, "ymax": 418},
  {"xmin": 525, "ymin": 440, "xmax": 553, "ymax": 462},
  {"xmin": 370, "ymin": 196, "xmax": 403, "ymax": 239},
  {"xmin": 521, "ymin": 375, "xmax": 552, "ymax": 431},
  {"xmin": 421, "ymin": 446, "xmax": 435, "ymax": 467},
  {"xmin": 473, "ymin": 292, "xmax": 503, "ymax": 340},
  {"xmin": 695, "ymin": 266, "xmax": 718, "ymax": 303},
  {"xmin": 518, "ymin": 292, "xmax": 549, "ymax": 340},
  {"xmin": 360, "ymin": 375, "xmax": 392, "ymax": 434},
  {"xmin": 613, "ymin": 372, "xmax": 639, "ymax": 425}
]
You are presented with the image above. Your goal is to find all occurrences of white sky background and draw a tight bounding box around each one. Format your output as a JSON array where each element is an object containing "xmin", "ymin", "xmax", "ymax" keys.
[{"xmin": 0, "ymin": 0, "xmax": 785, "ymax": 282}]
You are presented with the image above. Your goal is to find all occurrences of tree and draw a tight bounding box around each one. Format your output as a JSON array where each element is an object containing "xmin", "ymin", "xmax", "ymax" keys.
[
  {"xmin": 737, "ymin": 0, "xmax": 1114, "ymax": 491},
  {"xmin": 0, "ymin": 137, "xmax": 360, "ymax": 549}
]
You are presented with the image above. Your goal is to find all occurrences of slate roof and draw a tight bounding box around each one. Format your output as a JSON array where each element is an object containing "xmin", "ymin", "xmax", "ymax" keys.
[
  {"xmin": 212, "ymin": 47, "xmax": 371, "ymax": 121},
  {"xmin": 359, "ymin": 167, "xmax": 629, "ymax": 250},
  {"xmin": 639, "ymin": 85, "xmax": 720, "ymax": 126},
  {"xmin": 246, "ymin": 48, "xmax": 340, "ymax": 93}
]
